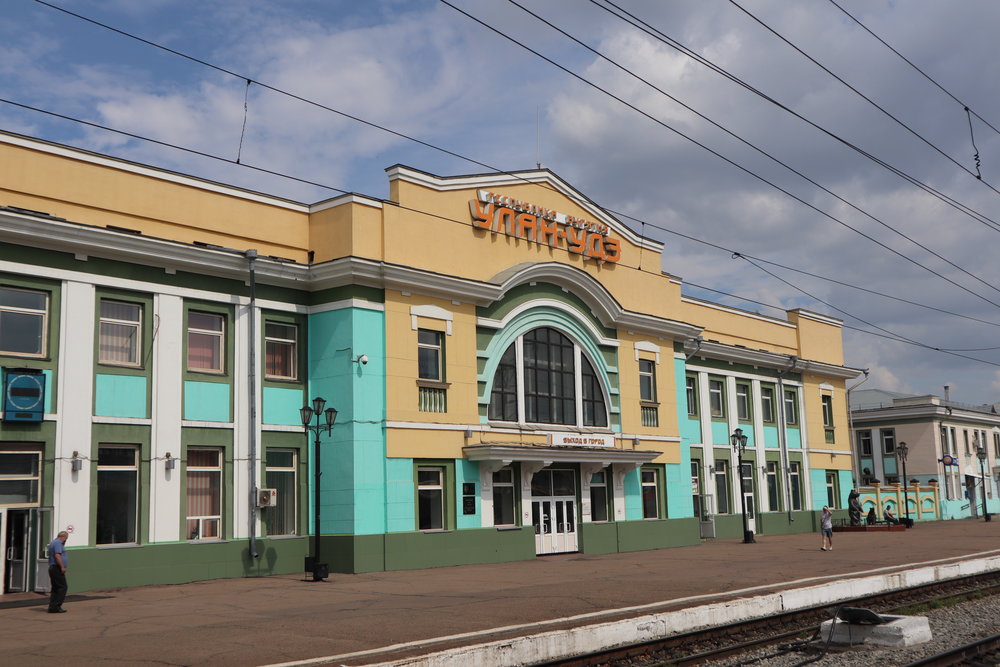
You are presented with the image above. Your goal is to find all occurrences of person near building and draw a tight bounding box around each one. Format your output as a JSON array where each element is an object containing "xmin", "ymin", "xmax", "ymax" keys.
[
  {"xmin": 884, "ymin": 505, "xmax": 899, "ymax": 525},
  {"xmin": 820, "ymin": 506, "xmax": 833, "ymax": 551},
  {"xmin": 47, "ymin": 531, "xmax": 69, "ymax": 613}
]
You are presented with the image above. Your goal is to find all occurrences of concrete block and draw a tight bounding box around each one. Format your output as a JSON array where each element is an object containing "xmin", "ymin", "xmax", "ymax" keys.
[{"xmin": 819, "ymin": 615, "xmax": 932, "ymax": 647}]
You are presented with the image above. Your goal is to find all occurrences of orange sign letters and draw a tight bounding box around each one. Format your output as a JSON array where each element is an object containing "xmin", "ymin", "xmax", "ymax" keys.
[{"xmin": 469, "ymin": 190, "xmax": 622, "ymax": 263}]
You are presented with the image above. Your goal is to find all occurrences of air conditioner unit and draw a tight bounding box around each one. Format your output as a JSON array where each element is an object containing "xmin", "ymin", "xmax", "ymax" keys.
[{"xmin": 257, "ymin": 488, "xmax": 277, "ymax": 508}]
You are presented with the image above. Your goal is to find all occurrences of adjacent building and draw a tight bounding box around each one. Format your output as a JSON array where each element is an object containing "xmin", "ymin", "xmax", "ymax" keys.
[
  {"xmin": 851, "ymin": 388, "xmax": 1000, "ymax": 520},
  {"xmin": 0, "ymin": 130, "xmax": 861, "ymax": 594}
]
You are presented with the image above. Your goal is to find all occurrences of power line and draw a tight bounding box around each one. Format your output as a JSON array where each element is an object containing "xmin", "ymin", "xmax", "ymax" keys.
[
  {"xmin": 4, "ymin": 97, "xmax": 998, "ymax": 372},
  {"xmin": 826, "ymin": 0, "xmax": 1000, "ymax": 142},
  {"xmin": 502, "ymin": 0, "xmax": 1000, "ymax": 311},
  {"xmin": 29, "ymin": 0, "xmax": 1000, "ymax": 313},
  {"xmin": 727, "ymin": 0, "xmax": 1000, "ymax": 196},
  {"xmin": 588, "ymin": 0, "xmax": 1000, "ymax": 234},
  {"xmin": 439, "ymin": 0, "xmax": 1000, "ymax": 311}
]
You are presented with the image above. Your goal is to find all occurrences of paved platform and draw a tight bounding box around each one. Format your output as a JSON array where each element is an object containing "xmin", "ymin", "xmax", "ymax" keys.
[{"xmin": 1, "ymin": 518, "xmax": 998, "ymax": 666}]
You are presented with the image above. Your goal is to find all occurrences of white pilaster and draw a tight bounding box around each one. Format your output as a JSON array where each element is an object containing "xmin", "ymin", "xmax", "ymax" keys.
[
  {"xmin": 53, "ymin": 281, "xmax": 95, "ymax": 543},
  {"xmin": 150, "ymin": 294, "xmax": 183, "ymax": 543}
]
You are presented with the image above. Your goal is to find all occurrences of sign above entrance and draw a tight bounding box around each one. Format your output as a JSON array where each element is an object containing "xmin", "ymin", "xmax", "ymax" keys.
[
  {"xmin": 549, "ymin": 432, "xmax": 615, "ymax": 448},
  {"xmin": 470, "ymin": 190, "xmax": 622, "ymax": 264}
]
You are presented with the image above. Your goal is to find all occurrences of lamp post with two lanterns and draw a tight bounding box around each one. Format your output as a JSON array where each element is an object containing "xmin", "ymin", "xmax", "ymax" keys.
[
  {"xmin": 300, "ymin": 396, "xmax": 338, "ymax": 581},
  {"xmin": 730, "ymin": 428, "xmax": 755, "ymax": 544},
  {"xmin": 897, "ymin": 441, "xmax": 910, "ymax": 524},
  {"xmin": 977, "ymin": 444, "xmax": 992, "ymax": 522}
]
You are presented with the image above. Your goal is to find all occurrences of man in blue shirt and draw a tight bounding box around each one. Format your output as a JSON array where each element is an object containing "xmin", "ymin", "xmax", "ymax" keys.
[{"xmin": 47, "ymin": 531, "xmax": 69, "ymax": 613}]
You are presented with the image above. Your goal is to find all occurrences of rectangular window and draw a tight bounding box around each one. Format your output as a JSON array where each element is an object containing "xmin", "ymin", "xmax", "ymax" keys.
[
  {"xmin": 0, "ymin": 450, "xmax": 41, "ymax": 505},
  {"xmin": 264, "ymin": 322, "xmax": 298, "ymax": 380},
  {"xmin": 741, "ymin": 463, "xmax": 755, "ymax": 520},
  {"xmin": 686, "ymin": 375, "xmax": 698, "ymax": 417},
  {"xmin": 264, "ymin": 449, "xmax": 297, "ymax": 536},
  {"xmin": 188, "ymin": 311, "xmax": 225, "ymax": 373},
  {"xmin": 736, "ymin": 383, "xmax": 751, "ymax": 421},
  {"xmin": 589, "ymin": 469, "xmax": 609, "ymax": 522},
  {"xmin": 783, "ymin": 389, "xmax": 798, "ymax": 425},
  {"xmin": 760, "ymin": 386, "xmax": 775, "ymax": 423},
  {"xmin": 881, "ymin": 428, "xmax": 896, "ymax": 455},
  {"xmin": 766, "ymin": 461, "xmax": 779, "ymax": 512},
  {"xmin": 709, "ymin": 379, "xmax": 725, "ymax": 418},
  {"xmin": 964, "ymin": 430, "xmax": 971, "ymax": 455},
  {"xmin": 826, "ymin": 471, "xmax": 838, "ymax": 508},
  {"xmin": 417, "ymin": 329, "xmax": 443, "ymax": 381},
  {"xmin": 691, "ymin": 460, "xmax": 702, "ymax": 518},
  {"xmin": 96, "ymin": 446, "xmax": 138, "ymax": 544},
  {"xmin": 418, "ymin": 466, "xmax": 445, "ymax": 530},
  {"xmin": 994, "ymin": 432, "xmax": 1000, "ymax": 458},
  {"xmin": 822, "ymin": 395, "xmax": 835, "ymax": 443},
  {"xmin": 99, "ymin": 300, "xmax": 142, "ymax": 367},
  {"xmin": 641, "ymin": 468, "xmax": 660, "ymax": 519},
  {"xmin": 0, "ymin": 286, "xmax": 48, "ymax": 357},
  {"xmin": 789, "ymin": 462, "xmax": 802, "ymax": 511},
  {"xmin": 492, "ymin": 467, "xmax": 516, "ymax": 526},
  {"xmin": 949, "ymin": 427, "xmax": 957, "ymax": 456},
  {"xmin": 186, "ymin": 448, "xmax": 222, "ymax": 540},
  {"xmin": 638, "ymin": 359, "xmax": 656, "ymax": 402},
  {"xmin": 858, "ymin": 430, "xmax": 873, "ymax": 456},
  {"xmin": 714, "ymin": 460, "xmax": 730, "ymax": 515}
]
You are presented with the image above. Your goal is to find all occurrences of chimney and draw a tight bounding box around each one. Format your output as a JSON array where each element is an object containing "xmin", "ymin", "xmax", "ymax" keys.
[{"xmin": 943, "ymin": 385, "xmax": 950, "ymax": 403}]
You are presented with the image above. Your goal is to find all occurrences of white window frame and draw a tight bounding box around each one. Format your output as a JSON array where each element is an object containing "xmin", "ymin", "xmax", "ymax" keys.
[
  {"xmin": 96, "ymin": 445, "xmax": 139, "ymax": 545},
  {"xmin": 789, "ymin": 461, "xmax": 802, "ymax": 511},
  {"xmin": 187, "ymin": 311, "xmax": 225, "ymax": 374},
  {"xmin": 686, "ymin": 375, "xmax": 698, "ymax": 416},
  {"xmin": 99, "ymin": 300, "xmax": 142, "ymax": 367},
  {"xmin": 783, "ymin": 388, "xmax": 798, "ymax": 425},
  {"xmin": 492, "ymin": 467, "xmax": 517, "ymax": 527},
  {"xmin": 589, "ymin": 469, "xmax": 609, "ymax": 522},
  {"xmin": 264, "ymin": 448, "xmax": 297, "ymax": 536},
  {"xmin": 736, "ymin": 383, "xmax": 751, "ymax": 421},
  {"xmin": 417, "ymin": 329, "xmax": 444, "ymax": 381},
  {"xmin": 709, "ymin": 379, "xmax": 725, "ymax": 418},
  {"xmin": 417, "ymin": 466, "xmax": 445, "ymax": 531},
  {"xmin": 0, "ymin": 450, "xmax": 42, "ymax": 507},
  {"xmin": 881, "ymin": 428, "xmax": 896, "ymax": 455},
  {"xmin": 186, "ymin": 448, "xmax": 223, "ymax": 541},
  {"xmin": 0, "ymin": 286, "xmax": 48, "ymax": 358},
  {"xmin": 640, "ymin": 467, "xmax": 660, "ymax": 519},
  {"xmin": 638, "ymin": 359, "xmax": 656, "ymax": 403},
  {"xmin": 766, "ymin": 460, "xmax": 780, "ymax": 512},
  {"xmin": 760, "ymin": 386, "xmax": 775, "ymax": 423},
  {"xmin": 264, "ymin": 322, "xmax": 298, "ymax": 381}
]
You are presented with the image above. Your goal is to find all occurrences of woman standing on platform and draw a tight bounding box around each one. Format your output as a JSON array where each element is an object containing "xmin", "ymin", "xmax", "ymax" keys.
[{"xmin": 820, "ymin": 506, "xmax": 833, "ymax": 551}]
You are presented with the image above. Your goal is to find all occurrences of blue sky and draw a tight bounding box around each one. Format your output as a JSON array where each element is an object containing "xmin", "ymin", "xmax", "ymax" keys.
[{"xmin": 4, "ymin": 0, "xmax": 1000, "ymax": 404}]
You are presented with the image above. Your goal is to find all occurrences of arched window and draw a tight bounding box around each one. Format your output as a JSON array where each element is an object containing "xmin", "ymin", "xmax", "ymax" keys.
[{"xmin": 488, "ymin": 327, "xmax": 608, "ymax": 427}]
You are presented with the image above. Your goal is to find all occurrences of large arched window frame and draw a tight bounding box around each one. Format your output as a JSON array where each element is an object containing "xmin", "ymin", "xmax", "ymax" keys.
[{"xmin": 488, "ymin": 327, "xmax": 609, "ymax": 428}]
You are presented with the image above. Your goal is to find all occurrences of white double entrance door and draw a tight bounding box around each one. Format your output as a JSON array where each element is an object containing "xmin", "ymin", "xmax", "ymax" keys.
[{"xmin": 530, "ymin": 469, "xmax": 578, "ymax": 555}]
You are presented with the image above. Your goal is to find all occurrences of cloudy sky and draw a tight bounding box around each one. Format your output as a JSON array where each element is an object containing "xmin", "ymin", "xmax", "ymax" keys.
[{"xmin": 3, "ymin": 0, "xmax": 1000, "ymax": 404}]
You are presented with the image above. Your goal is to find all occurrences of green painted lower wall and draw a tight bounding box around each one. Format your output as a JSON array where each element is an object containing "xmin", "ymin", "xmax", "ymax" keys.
[
  {"xmin": 67, "ymin": 537, "xmax": 310, "ymax": 593},
  {"xmin": 580, "ymin": 522, "xmax": 618, "ymax": 554},
  {"xmin": 757, "ymin": 510, "xmax": 823, "ymax": 535},
  {"xmin": 616, "ymin": 517, "xmax": 700, "ymax": 551}
]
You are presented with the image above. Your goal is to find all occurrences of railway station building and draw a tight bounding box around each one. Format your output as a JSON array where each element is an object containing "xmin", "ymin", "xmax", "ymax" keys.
[{"xmin": 0, "ymin": 130, "xmax": 861, "ymax": 593}]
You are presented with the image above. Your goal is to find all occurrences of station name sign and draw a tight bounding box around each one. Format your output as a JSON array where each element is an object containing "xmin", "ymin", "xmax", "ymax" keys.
[
  {"xmin": 549, "ymin": 432, "xmax": 615, "ymax": 448},
  {"xmin": 469, "ymin": 190, "xmax": 622, "ymax": 263}
]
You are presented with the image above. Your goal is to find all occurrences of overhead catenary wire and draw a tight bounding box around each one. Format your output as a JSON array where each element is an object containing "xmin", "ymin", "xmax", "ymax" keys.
[
  {"xmin": 3, "ymin": 96, "xmax": 999, "ymax": 372},
  {"xmin": 588, "ymin": 0, "xmax": 1000, "ymax": 234},
  {"xmin": 28, "ymin": 0, "xmax": 1000, "ymax": 313},
  {"xmin": 727, "ymin": 0, "xmax": 1000, "ymax": 198},
  {"xmin": 439, "ymin": 0, "xmax": 1000, "ymax": 310},
  {"xmin": 503, "ymin": 0, "xmax": 1000, "ymax": 304},
  {"xmin": 826, "ymin": 0, "xmax": 1000, "ymax": 142}
]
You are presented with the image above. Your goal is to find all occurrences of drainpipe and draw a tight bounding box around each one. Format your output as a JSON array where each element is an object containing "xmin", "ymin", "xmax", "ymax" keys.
[
  {"xmin": 777, "ymin": 356, "xmax": 797, "ymax": 521},
  {"xmin": 246, "ymin": 249, "xmax": 260, "ymax": 560},
  {"xmin": 846, "ymin": 370, "xmax": 871, "ymax": 486}
]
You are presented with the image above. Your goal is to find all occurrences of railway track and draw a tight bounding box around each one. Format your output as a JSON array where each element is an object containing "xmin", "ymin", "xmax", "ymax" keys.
[
  {"xmin": 903, "ymin": 633, "xmax": 1000, "ymax": 667},
  {"xmin": 534, "ymin": 571, "xmax": 1000, "ymax": 667}
]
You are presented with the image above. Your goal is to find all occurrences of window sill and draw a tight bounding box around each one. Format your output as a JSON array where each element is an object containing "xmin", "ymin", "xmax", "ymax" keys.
[
  {"xmin": 95, "ymin": 542, "xmax": 142, "ymax": 550},
  {"xmin": 419, "ymin": 529, "xmax": 453, "ymax": 534},
  {"xmin": 416, "ymin": 379, "xmax": 451, "ymax": 389},
  {"xmin": 639, "ymin": 400, "xmax": 660, "ymax": 408},
  {"xmin": 263, "ymin": 534, "xmax": 302, "ymax": 540},
  {"xmin": 495, "ymin": 525, "xmax": 521, "ymax": 531},
  {"xmin": 186, "ymin": 539, "xmax": 228, "ymax": 544},
  {"xmin": 265, "ymin": 377, "xmax": 301, "ymax": 384}
]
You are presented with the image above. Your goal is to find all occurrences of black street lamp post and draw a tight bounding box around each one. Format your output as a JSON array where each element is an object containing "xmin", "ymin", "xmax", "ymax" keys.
[
  {"xmin": 897, "ymin": 441, "xmax": 910, "ymax": 524},
  {"xmin": 977, "ymin": 444, "xmax": 992, "ymax": 522},
  {"xmin": 730, "ymin": 428, "xmax": 755, "ymax": 544},
  {"xmin": 300, "ymin": 396, "xmax": 338, "ymax": 581}
]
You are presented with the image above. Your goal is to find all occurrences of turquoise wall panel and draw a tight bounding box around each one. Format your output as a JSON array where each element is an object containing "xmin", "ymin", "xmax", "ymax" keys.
[
  {"xmin": 307, "ymin": 306, "xmax": 386, "ymax": 537},
  {"xmin": 710, "ymin": 421, "xmax": 729, "ymax": 446},
  {"xmin": 386, "ymin": 458, "xmax": 415, "ymax": 532},
  {"xmin": 665, "ymin": 462, "xmax": 693, "ymax": 518},
  {"xmin": 883, "ymin": 458, "xmax": 898, "ymax": 475},
  {"xmin": 810, "ymin": 468, "xmax": 827, "ymax": 509},
  {"xmin": 183, "ymin": 381, "xmax": 230, "ymax": 422},
  {"xmin": 785, "ymin": 428, "xmax": 801, "ymax": 449},
  {"xmin": 94, "ymin": 374, "xmax": 147, "ymax": 418},
  {"xmin": 624, "ymin": 468, "xmax": 641, "ymax": 520},
  {"xmin": 43, "ymin": 369, "xmax": 53, "ymax": 413},
  {"xmin": 762, "ymin": 425, "xmax": 778, "ymax": 448},
  {"xmin": 262, "ymin": 386, "xmax": 304, "ymax": 426},
  {"xmin": 457, "ymin": 459, "xmax": 481, "ymax": 529},
  {"xmin": 838, "ymin": 470, "xmax": 853, "ymax": 508}
]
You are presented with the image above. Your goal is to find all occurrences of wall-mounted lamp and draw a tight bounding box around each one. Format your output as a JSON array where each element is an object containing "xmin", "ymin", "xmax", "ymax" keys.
[
  {"xmin": 632, "ymin": 436, "xmax": 641, "ymax": 447},
  {"xmin": 352, "ymin": 354, "xmax": 369, "ymax": 365},
  {"xmin": 165, "ymin": 452, "xmax": 176, "ymax": 470},
  {"xmin": 71, "ymin": 450, "xmax": 82, "ymax": 472},
  {"xmin": 464, "ymin": 428, "xmax": 473, "ymax": 439}
]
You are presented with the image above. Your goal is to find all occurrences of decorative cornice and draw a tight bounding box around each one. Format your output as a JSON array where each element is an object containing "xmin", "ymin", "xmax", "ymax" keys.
[
  {"xmin": 463, "ymin": 444, "xmax": 660, "ymax": 465},
  {"xmin": 690, "ymin": 339, "xmax": 863, "ymax": 380}
]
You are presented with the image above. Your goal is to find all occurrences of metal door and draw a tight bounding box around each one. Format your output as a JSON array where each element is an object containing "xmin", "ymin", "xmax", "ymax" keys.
[
  {"xmin": 741, "ymin": 463, "xmax": 757, "ymax": 533},
  {"xmin": 3, "ymin": 509, "xmax": 29, "ymax": 593}
]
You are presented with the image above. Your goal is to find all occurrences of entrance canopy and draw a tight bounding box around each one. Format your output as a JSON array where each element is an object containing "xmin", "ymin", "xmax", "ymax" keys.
[{"xmin": 463, "ymin": 444, "xmax": 660, "ymax": 474}]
